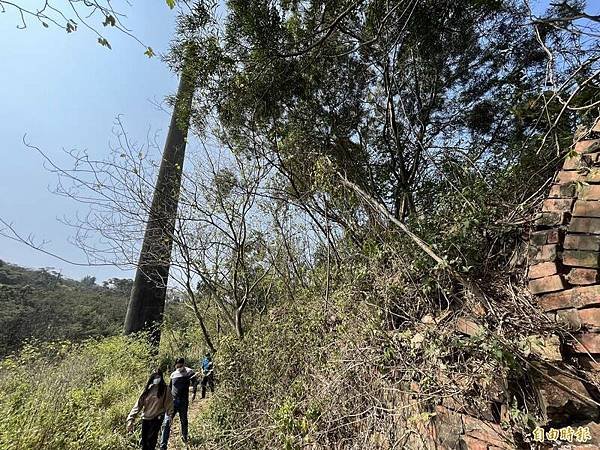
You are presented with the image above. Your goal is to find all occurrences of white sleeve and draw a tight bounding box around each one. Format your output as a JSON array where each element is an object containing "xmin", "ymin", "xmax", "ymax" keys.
[{"xmin": 127, "ymin": 397, "xmax": 142, "ymax": 423}]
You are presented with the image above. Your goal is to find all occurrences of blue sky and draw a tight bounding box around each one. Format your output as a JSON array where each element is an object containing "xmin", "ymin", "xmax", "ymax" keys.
[{"xmin": 0, "ymin": 2, "xmax": 179, "ymax": 282}]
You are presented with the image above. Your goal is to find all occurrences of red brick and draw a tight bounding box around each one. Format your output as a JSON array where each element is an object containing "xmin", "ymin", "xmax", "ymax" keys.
[
  {"xmin": 587, "ymin": 169, "xmax": 600, "ymax": 183},
  {"xmin": 572, "ymin": 333, "xmax": 600, "ymax": 353},
  {"xmin": 557, "ymin": 170, "xmax": 582, "ymax": 183},
  {"xmin": 569, "ymin": 217, "xmax": 600, "ymax": 234},
  {"xmin": 549, "ymin": 183, "xmax": 577, "ymax": 198},
  {"xmin": 539, "ymin": 285, "xmax": 600, "ymax": 311},
  {"xmin": 529, "ymin": 244, "xmax": 558, "ymax": 263},
  {"xmin": 528, "ymin": 334, "xmax": 562, "ymax": 361},
  {"xmin": 582, "ymin": 154, "xmax": 597, "ymax": 169},
  {"xmin": 537, "ymin": 370, "xmax": 597, "ymax": 421},
  {"xmin": 455, "ymin": 318, "xmax": 483, "ymax": 336},
  {"xmin": 564, "ymin": 234, "xmax": 600, "ymax": 251},
  {"xmin": 557, "ymin": 308, "xmax": 582, "ymax": 329},
  {"xmin": 472, "ymin": 302, "xmax": 486, "ymax": 317},
  {"xmin": 529, "ymin": 275, "xmax": 565, "ymax": 294},
  {"xmin": 579, "ymin": 308, "xmax": 600, "ymax": 327},
  {"xmin": 539, "ymin": 372, "xmax": 591, "ymax": 405},
  {"xmin": 531, "ymin": 229, "xmax": 560, "ymax": 246},
  {"xmin": 529, "ymin": 262, "xmax": 558, "ymax": 279},
  {"xmin": 563, "ymin": 250, "xmax": 600, "ymax": 268},
  {"xmin": 530, "ymin": 230, "xmax": 547, "ymax": 246},
  {"xmin": 460, "ymin": 436, "xmax": 488, "ymax": 450},
  {"xmin": 567, "ymin": 268, "xmax": 598, "ymax": 285},
  {"xmin": 536, "ymin": 211, "xmax": 566, "ymax": 227},
  {"xmin": 573, "ymin": 200, "xmax": 600, "ymax": 217},
  {"xmin": 434, "ymin": 405, "xmax": 463, "ymax": 448},
  {"xmin": 542, "ymin": 198, "xmax": 574, "ymax": 213},
  {"xmin": 563, "ymin": 153, "xmax": 581, "ymax": 170},
  {"xmin": 578, "ymin": 356, "xmax": 600, "ymax": 371},
  {"xmin": 441, "ymin": 396, "xmax": 467, "ymax": 413},
  {"xmin": 564, "ymin": 153, "xmax": 582, "ymax": 170},
  {"xmin": 461, "ymin": 415, "xmax": 513, "ymax": 449},
  {"xmin": 580, "ymin": 185, "xmax": 600, "ymax": 200},
  {"xmin": 547, "ymin": 229, "xmax": 560, "ymax": 244},
  {"xmin": 575, "ymin": 140, "xmax": 600, "ymax": 154}
]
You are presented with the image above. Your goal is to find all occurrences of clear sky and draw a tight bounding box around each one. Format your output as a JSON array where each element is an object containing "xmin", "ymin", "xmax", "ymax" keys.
[{"xmin": 0, "ymin": 2, "xmax": 179, "ymax": 282}]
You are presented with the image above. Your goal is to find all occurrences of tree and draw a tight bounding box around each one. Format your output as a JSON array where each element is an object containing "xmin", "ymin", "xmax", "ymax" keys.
[
  {"xmin": 173, "ymin": 0, "xmax": 598, "ymax": 276},
  {"xmin": 81, "ymin": 275, "xmax": 96, "ymax": 287},
  {"xmin": 184, "ymin": 1, "xmax": 543, "ymax": 227},
  {"xmin": 103, "ymin": 278, "xmax": 134, "ymax": 294},
  {"xmin": 174, "ymin": 152, "xmax": 279, "ymax": 340}
]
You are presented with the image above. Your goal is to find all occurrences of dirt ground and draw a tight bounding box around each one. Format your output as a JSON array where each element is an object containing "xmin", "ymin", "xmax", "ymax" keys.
[{"xmin": 165, "ymin": 397, "xmax": 206, "ymax": 450}]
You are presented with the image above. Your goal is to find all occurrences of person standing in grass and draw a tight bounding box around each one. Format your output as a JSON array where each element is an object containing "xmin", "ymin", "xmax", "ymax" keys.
[
  {"xmin": 127, "ymin": 369, "xmax": 174, "ymax": 450},
  {"xmin": 160, "ymin": 357, "xmax": 198, "ymax": 449},
  {"xmin": 200, "ymin": 352, "xmax": 215, "ymax": 399}
]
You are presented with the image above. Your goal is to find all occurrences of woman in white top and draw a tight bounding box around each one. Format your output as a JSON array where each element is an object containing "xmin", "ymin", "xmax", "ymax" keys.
[{"xmin": 127, "ymin": 369, "xmax": 174, "ymax": 450}]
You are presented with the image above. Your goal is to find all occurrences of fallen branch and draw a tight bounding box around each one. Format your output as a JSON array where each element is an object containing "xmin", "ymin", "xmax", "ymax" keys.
[{"xmin": 336, "ymin": 172, "xmax": 487, "ymax": 304}]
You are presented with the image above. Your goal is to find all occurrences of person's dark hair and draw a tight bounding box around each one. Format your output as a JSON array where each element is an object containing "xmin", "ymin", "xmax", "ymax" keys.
[
  {"xmin": 139, "ymin": 369, "xmax": 166, "ymax": 403},
  {"xmin": 175, "ymin": 357, "xmax": 185, "ymax": 365}
]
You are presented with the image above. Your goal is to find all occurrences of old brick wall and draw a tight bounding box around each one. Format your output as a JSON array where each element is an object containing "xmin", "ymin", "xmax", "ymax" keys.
[
  {"xmin": 423, "ymin": 136, "xmax": 600, "ymax": 450},
  {"xmin": 530, "ymin": 138, "xmax": 600, "ymax": 362},
  {"xmin": 524, "ymin": 137, "xmax": 600, "ymax": 449}
]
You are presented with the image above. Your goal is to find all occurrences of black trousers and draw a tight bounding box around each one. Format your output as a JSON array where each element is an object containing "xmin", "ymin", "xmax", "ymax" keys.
[
  {"xmin": 201, "ymin": 373, "xmax": 215, "ymax": 398},
  {"xmin": 141, "ymin": 415, "xmax": 163, "ymax": 450}
]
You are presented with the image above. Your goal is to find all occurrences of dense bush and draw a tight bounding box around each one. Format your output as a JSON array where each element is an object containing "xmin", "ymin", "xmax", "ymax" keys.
[
  {"xmin": 195, "ymin": 290, "xmax": 337, "ymax": 449},
  {"xmin": 189, "ymin": 236, "xmax": 552, "ymax": 450}
]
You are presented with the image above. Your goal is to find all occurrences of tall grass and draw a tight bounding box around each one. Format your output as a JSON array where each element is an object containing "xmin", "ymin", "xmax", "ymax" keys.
[{"xmin": 0, "ymin": 336, "xmax": 152, "ymax": 450}]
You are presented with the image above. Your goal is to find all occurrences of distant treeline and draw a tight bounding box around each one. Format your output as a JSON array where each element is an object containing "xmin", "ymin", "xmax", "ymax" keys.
[{"xmin": 0, "ymin": 260, "xmax": 131, "ymax": 356}]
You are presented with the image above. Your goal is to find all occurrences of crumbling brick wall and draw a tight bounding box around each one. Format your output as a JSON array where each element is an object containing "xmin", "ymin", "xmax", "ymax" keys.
[
  {"xmin": 530, "ymin": 138, "xmax": 600, "ymax": 361},
  {"xmin": 425, "ymin": 134, "xmax": 600, "ymax": 450},
  {"xmin": 524, "ymin": 136, "xmax": 600, "ymax": 449}
]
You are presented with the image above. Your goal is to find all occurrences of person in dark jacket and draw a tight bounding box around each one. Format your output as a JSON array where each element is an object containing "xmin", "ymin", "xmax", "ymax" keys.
[
  {"xmin": 160, "ymin": 358, "xmax": 197, "ymax": 449},
  {"xmin": 127, "ymin": 369, "xmax": 174, "ymax": 450},
  {"xmin": 200, "ymin": 352, "xmax": 215, "ymax": 399}
]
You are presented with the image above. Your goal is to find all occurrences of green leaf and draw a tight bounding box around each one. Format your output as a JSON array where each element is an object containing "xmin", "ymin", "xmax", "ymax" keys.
[
  {"xmin": 97, "ymin": 37, "xmax": 112, "ymax": 49},
  {"xmin": 166, "ymin": 0, "xmax": 176, "ymax": 9},
  {"xmin": 102, "ymin": 15, "xmax": 116, "ymax": 27},
  {"xmin": 144, "ymin": 47, "xmax": 155, "ymax": 58}
]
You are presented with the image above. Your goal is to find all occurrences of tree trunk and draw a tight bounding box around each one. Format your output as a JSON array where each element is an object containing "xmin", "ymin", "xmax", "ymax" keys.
[
  {"xmin": 234, "ymin": 308, "xmax": 244, "ymax": 339},
  {"xmin": 124, "ymin": 58, "xmax": 195, "ymax": 345},
  {"xmin": 188, "ymin": 289, "xmax": 216, "ymax": 353}
]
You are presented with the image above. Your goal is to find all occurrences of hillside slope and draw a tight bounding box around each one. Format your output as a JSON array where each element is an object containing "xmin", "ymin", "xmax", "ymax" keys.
[{"xmin": 0, "ymin": 260, "xmax": 129, "ymax": 355}]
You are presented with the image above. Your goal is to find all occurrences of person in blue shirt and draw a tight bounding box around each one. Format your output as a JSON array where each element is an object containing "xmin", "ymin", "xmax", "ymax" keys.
[
  {"xmin": 159, "ymin": 358, "xmax": 198, "ymax": 449},
  {"xmin": 200, "ymin": 352, "xmax": 215, "ymax": 399}
]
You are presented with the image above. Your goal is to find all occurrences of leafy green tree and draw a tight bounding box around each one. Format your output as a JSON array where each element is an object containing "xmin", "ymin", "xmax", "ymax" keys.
[
  {"xmin": 174, "ymin": 0, "xmax": 597, "ymax": 274},
  {"xmin": 0, "ymin": 262, "xmax": 127, "ymax": 356},
  {"xmin": 81, "ymin": 275, "xmax": 96, "ymax": 287},
  {"xmin": 103, "ymin": 278, "xmax": 134, "ymax": 294}
]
